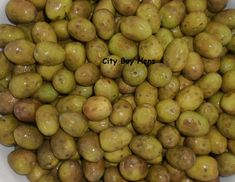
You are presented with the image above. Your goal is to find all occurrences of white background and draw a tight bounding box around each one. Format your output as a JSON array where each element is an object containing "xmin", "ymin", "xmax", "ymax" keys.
[{"xmin": 0, "ymin": 0, "xmax": 235, "ymax": 181}]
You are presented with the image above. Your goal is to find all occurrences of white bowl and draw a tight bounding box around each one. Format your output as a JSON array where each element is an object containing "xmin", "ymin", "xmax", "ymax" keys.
[{"xmin": 0, "ymin": 0, "xmax": 235, "ymax": 181}]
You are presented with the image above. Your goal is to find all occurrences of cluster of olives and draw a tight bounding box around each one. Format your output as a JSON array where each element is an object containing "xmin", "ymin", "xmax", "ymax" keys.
[{"xmin": 0, "ymin": 0, "xmax": 235, "ymax": 182}]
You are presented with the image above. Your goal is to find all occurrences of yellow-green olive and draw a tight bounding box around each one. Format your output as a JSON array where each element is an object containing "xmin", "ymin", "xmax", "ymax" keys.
[
  {"xmin": 93, "ymin": 9, "xmax": 115, "ymax": 40},
  {"xmin": 123, "ymin": 61, "xmax": 148, "ymax": 86},
  {"xmin": 135, "ymin": 81, "xmax": 158, "ymax": 106},
  {"xmin": 112, "ymin": 0, "xmax": 140, "ymax": 16},
  {"xmin": 6, "ymin": 0, "xmax": 37, "ymax": 23},
  {"xmin": 36, "ymin": 105, "xmax": 59, "ymax": 136},
  {"xmin": 108, "ymin": 33, "xmax": 138, "ymax": 59},
  {"xmin": 130, "ymin": 135, "xmax": 162, "ymax": 160},
  {"xmin": 205, "ymin": 22, "xmax": 232, "ymax": 45},
  {"xmin": 59, "ymin": 112, "xmax": 88, "ymax": 137},
  {"xmin": 0, "ymin": 114, "xmax": 18, "ymax": 146},
  {"xmin": 8, "ymin": 148, "xmax": 36, "ymax": 175},
  {"xmin": 155, "ymin": 28, "xmax": 174, "ymax": 50},
  {"xmin": 0, "ymin": 24, "xmax": 25, "ymax": 48},
  {"xmin": 14, "ymin": 124, "xmax": 43, "ymax": 150},
  {"xmin": 160, "ymin": 0, "xmax": 186, "ymax": 29},
  {"xmin": 86, "ymin": 38, "xmax": 109, "ymax": 66},
  {"xmin": 52, "ymin": 68, "xmax": 75, "ymax": 94},
  {"xmin": 83, "ymin": 96, "xmax": 112, "ymax": 121},
  {"xmin": 208, "ymin": 127, "xmax": 227, "ymax": 154},
  {"xmin": 34, "ymin": 41, "xmax": 65, "ymax": 66},
  {"xmin": 163, "ymin": 38, "xmax": 189, "ymax": 72},
  {"xmin": 50, "ymin": 129, "xmax": 77, "ymax": 160},
  {"xmin": 139, "ymin": 35, "xmax": 164, "ymax": 62},
  {"xmin": 176, "ymin": 85, "xmax": 204, "ymax": 111},
  {"xmin": 9, "ymin": 72, "xmax": 42, "ymax": 99},
  {"xmin": 213, "ymin": 9, "xmax": 235, "ymax": 29},
  {"xmin": 78, "ymin": 131, "xmax": 103, "ymax": 162},
  {"xmin": 99, "ymin": 126, "xmax": 132, "ymax": 152},
  {"xmin": 4, "ymin": 40, "xmax": 35, "ymax": 65},
  {"xmin": 181, "ymin": 12, "xmax": 208, "ymax": 36},
  {"xmin": 195, "ymin": 32, "xmax": 223, "ymax": 59},
  {"xmin": 68, "ymin": 0, "xmax": 92, "ymax": 19},
  {"xmin": 222, "ymin": 69, "xmax": 235, "ymax": 92},
  {"xmin": 220, "ymin": 91, "xmax": 235, "ymax": 115},
  {"xmin": 133, "ymin": 104, "xmax": 156, "ymax": 134},
  {"xmin": 120, "ymin": 16, "xmax": 152, "ymax": 41},
  {"xmin": 45, "ymin": 0, "xmax": 72, "ymax": 20},
  {"xmin": 119, "ymin": 155, "xmax": 148, "ymax": 181},
  {"xmin": 50, "ymin": 20, "xmax": 69, "ymax": 41},
  {"xmin": 185, "ymin": 0, "xmax": 207, "ymax": 12},
  {"xmin": 185, "ymin": 136, "xmax": 211, "ymax": 155},
  {"xmin": 137, "ymin": 2, "xmax": 161, "ymax": 34},
  {"xmin": 148, "ymin": 63, "xmax": 172, "ymax": 87},
  {"xmin": 176, "ymin": 111, "xmax": 210, "ymax": 137},
  {"xmin": 186, "ymin": 156, "xmax": 219, "ymax": 181},
  {"xmin": 68, "ymin": 17, "xmax": 96, "ymax": 42}
]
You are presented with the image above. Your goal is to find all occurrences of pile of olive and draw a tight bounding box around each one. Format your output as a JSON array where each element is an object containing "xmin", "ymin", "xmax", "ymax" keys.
[{"xmin": 0, "ymin": 0, "xmax": 235, "ymax": 181}]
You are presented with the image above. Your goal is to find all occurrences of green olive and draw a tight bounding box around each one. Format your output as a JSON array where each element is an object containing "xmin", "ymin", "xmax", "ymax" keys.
[
  {"xmin": 71, "ymin": 2, "xmax": 91, "ymax": 19},
  {"xmin": 197, "ymin": 102, "xmax": 219, "ymax": 126},
  {"xmin": 9, "ymin": 72, "xmax": 42, "ymax": 99},
  {"xmin": 0, "ymin": 24, "xmax": 25, "ymax": 48},
  {"xmin": 14, "ymin": 124, "xmax": 43, "ymax": 150},
  {"xmin": 34, "ymin": 41, "xmax": 65, "ymax": 66},
  {"xmin": 37, "ymin": 140, "xmax": 59, "ymax": 170},
  {"xmin": 205, "ymin": 21, "xmax": 232, "ymax": 45},
  {"xmin": 45, "ymin": 0, "xmax": 72, "ymax": 20},
  {"xmin": 6, "ymin": 0, "xmax": 37, "ymax": 23},
  {"xmin": 176, "ymin": 111, "xmax": 210, "ymax": 137},
  {"xmin": 83, "ymin": 96, "xmax": 112, "ymax": 121},
  {"xmin": 185, "ymin": 0, "xmax": 207, "ymax": 12},
  {"xmin": 217, "ymin": 152, "xmax": 235, "ymax": 176},
  {"xmin": 75, "ymin": 63, "xmax": 100, "ymax": 86},
  {"xmin": 166, "ymin": 146, "xmax": 196, "ymax": 170},
  {"xmin": 112, "ymin": 0, "xmax": 140, "ymax": 16},
  {"xmin": 110, "ymin": 99, "xmax": 132, "ymax": 126},
  {"xmin": 0, "ymin": 114, "xmax": 18, "ymax": 146},
  {"xmin": 50, "ymin": 129, "xmax": 77, "ymax": 160},
  {"xmin": 176, "ymin": 85, "xmax": 204, "ymax": 111},
  {"xmin": 120, "ymin": 16, "xmax": 152, "ymax": 41},
  {"xmin": 119, "ymin": 155, "xmax": 148, "ymax": 181},
  {"xmin": 123, "ymin": 61, "xmax": 147, "ymax": 86},
  {"xmin": 58, "ymin": 160, "xmax": 83, "ymax": 182},
  {"xmin": 185, "ymin": 136, "xmax": 211, "ymax": 155},
  {"xmin": 194, "ymin": 32, "xmax": 223, "ymax": 59},
  {"xmin": 157, "ymin": 125, "xmax": 180, "ymax": 149},
  {"xmin": 213, "ymin": 9, "xmax": 235, "ymax": 29},
  {"xmin": 163, "ymin": 38, "xmax": 189, "ymax": 72},
  {"xmin": 130, "ymin": 135, "xmax": 162, "ymax": 160},
  {"xmin": 139, "ymin": 35, "xmax": 163, "ymax": 62},
  {"xmin": 59, "ymin": 112, "xmax": 88, "ymax": 137},
  {"xmin": 93, "ymin": 9, "xmax": 115, "ymax": 40},
  {"xmin": 196, "ymin": 73, "xmax": 222, "ymax": 98},
  {"xmin": 137, "ymin": 2, "xmax": 161, "ymax": 34},
  {"xmin": 108, "ymin": 33, "xmax": 138, "ymax": 59},
  {"xmin": 99, "ymin": 126, "xmax": 132, "ymax": 152},
  {"xmin": 32, "ymin": 22, "xmax": 57, "ymax": 43},
  {"xmin": 181, "ymin": 12, "xmax": 208, "ymax": 36},
  {"xmin": 135, "ymin": 81, "xmax": 158, "ymax": 106},
  {"xmin": 186, "ymin": 156, "xmax": 219, "ymax": 181},
  {"xmin": 220, "ymin": 91, "xmax": 235, "ymax": 115},
  {"xmin": 56, "ymin": 95, "xmax": 86, "ymax": 113},
  {"xmin": 148, "ymin": 63, "xmax": 172, "ymax": 87},
  {"xmin": 133, "ymin": 104, "xmax": 156, "ymax": 134},
  {"xmin": 86, "ymin": 38, "xmax": 109, "ymax": 66},
  {"xmin": 155, "ymin": 28, "xmax": 174, "ymax": 50},
  {"xmin": 52, "ymin": 68, "xmax": 75, "ymax": 94},
  {"xmin": 8, "ymin": 148, "xmax": 36, "ymax": 175},
  {"xmin": 208, "ymin": 127, "xmax": 227, "ymax": 154},
  {"xmin": 68, "ymin": 17, "xmax": 96, "ymax": 42},
  {"xmin": 222, "ymin": 70, "xmax": 235, "ymax": 92},
  {"xmin": 78, "ymin": 131, "xmax": 103, "ymax": 162},
  {"xmin": 160, "ymin": 0, "xmax": 186, "ymax": 29}
]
